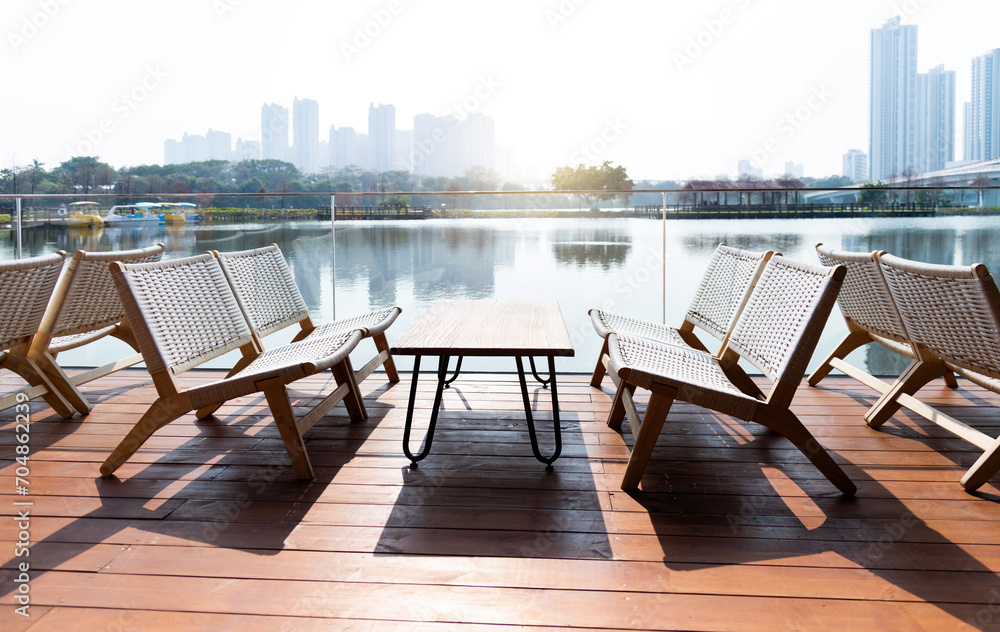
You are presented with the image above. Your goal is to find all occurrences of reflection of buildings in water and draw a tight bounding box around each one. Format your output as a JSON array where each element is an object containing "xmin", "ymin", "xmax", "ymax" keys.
[
  {"xmin": 331, "ymin": 224, "xmax": 514, "ymax": 306},
  {"xmin": 960, "ymin": 228, "xmax": 1000, "ymax": 272},
  {"xmin": 549, "ymin": 228, "xmax": 631, "ymax": 270},
  {"xmin": 289, "ymin": 235, "xmax": 329, "ymax": 313},
  {"xmin": 682, "ymin": 233, "xmax": 802, "ymax": 254}
]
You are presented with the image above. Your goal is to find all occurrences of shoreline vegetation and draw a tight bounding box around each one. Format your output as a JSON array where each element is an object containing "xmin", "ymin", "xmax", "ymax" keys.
[{"xmin": 4, "ymin": 206, "xmax": 1000, "ymax": 228}]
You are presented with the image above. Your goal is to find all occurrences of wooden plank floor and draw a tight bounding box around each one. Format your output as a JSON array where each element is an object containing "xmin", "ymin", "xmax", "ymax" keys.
[{"xmin": 3, "ymin": 368, "xmax": 1000, "ymax": 631}]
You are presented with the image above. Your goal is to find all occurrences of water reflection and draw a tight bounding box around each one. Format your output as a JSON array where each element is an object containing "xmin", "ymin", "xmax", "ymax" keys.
[
  {"xmin": 5, "ymin": 215, "xmax": 1000, "ymax": 375},
  {"xmin": 549, "ymin": 227, "xmax": 631, "ymax": 270}
]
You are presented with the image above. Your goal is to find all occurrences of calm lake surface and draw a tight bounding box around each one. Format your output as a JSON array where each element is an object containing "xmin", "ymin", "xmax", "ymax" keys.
[{"xmin": 4, "ymin": 214, "xmax": 999, "ymax": 375}]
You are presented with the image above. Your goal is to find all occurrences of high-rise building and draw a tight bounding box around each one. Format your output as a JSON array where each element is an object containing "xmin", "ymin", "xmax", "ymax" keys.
[
  {"xmin": 967, "ymin": 48, "xmax": 1000, "ymax": 162},
  {"xmin": 869, "ymin": 17, "xmax": 918, "ymax": 180},
  {"xmin": 205, "ymin": 129, "xmax": 232, "ymax": 161},
  {"xmin": 163, "ymin": 138, "xmax": 183, "ymax": 165},
  {"xmin": 292, "ymin": 97, "xmax": 320, "ymax": 173},
  {"xmin": 413, "ymin": 113, "xmax": 455, "ymax": 177},
  {"xmin": 783, "ymin": 161, "xmax": 804, "ymax": 179},
  {"xmin": 261, "ymin": 102, "xmax": 289, "ymax": 162},
  {"xmin": 737, "ymin": 159, "xmax": 762, "ymax": 179},
  {"xmin": 915, "ymin": 65, "xmax": 956, "ymax": 173},
  {"xmin": 235, "ymin": 138, "xmax": 260, "ymax": 162},
  {"xmin": 329, "ymin": 126, "xmax": 358, "ymax": 170},
  {"xmin": 369, "ymin": 103, "xmax": 396, "ymax": 173},
  {"xmin": 455, "ymin": 113, "xmax": 496, "ymax": 174},
  {"xmin": 842, "ymin": 149, "xmax": 869, "ymax": 181}
]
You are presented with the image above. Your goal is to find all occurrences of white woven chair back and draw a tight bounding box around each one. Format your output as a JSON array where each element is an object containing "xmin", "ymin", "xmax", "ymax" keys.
[
  {"xmin": 878, "ymin": 253, "xmax": 1000, "ymax": 380},
  {"xmin": 815, "ymin": 244, "xmax": 910, "ymax": 345},
  {"xmin": 685, "ymin": 244, "xmax": 772, "ymax": 342},
  {"xmin": 726, "ymin": 255, "xmax": 844, "ymax": 383},
  {"xmin": 111, "ymin": 253, "xmax": 254, "ymax": 375},
  {"xmin": 41, "ymin": 244, "xmax": 164, "ymax": 339},
  {"xmin": 0, "ymin": 252, "xmax": 65, "ymax": 351},
  {"xmin": 215, "ymin": 244, "xmax": 310, "ymax": 338}
]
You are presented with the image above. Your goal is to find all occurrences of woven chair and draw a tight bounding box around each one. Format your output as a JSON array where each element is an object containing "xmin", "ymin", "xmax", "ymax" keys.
[
  {"xmin": 864, "ymin": 253, "xmax": 1000, "ymax": 492},
  {"xmin": 100, "ymin": 253, "xmax": 366, "ymax": 480},
  {"xmin": 605, "ymin": 255, "xmax": 855, "ymax": 495},
  {"xmin": 201, "ymin": 244, "xmax": 400, "ymax": 417},
  {"xmin": 590, "ymin": 244, "xmax": 774, "ymax": 398},
  {"xmin": 807, "ymin": 243, "xmax": 957, "ymax": 392},
  {"xmin": 27, "ymin": 243, "xmax": 165, "ymax": 415},
  {"xmin": 0, "ymin": 252, "xmax": 74, "ymax": 418}
]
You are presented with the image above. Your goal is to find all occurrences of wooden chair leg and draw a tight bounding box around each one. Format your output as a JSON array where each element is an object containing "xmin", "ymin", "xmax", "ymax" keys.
[
  {"xmin": 865, "ymin": 359, "xmax": 947, "ymax": 428},
  {"xmin": 4, "ymin": 354, "xmax": 75, "ymax": 419},
  {"xmin": 606, "ymin": 382, "xmax": 636, "ymax": 431},
  {"xmin": 333, "ymin": 357, "xmax": 367, "ymax": 422},
  {"xmin": 961, "ymin": 436, "xmax": 1000, "ymax": 492},
  {"xmin": 620, "ymin": 390, "xmax": 675, "ymax": 490},
  {"xmin": 752, "ymin": 405, "xmax": 856, "ymax": 496},
  {"xmin": 260, "ymin": 377, "xmax": 314, "ymax": 479},
  {"xmin": 372, "ymin": 332, "xmax": 399, "ymax": 383},
  {"xmin": 808, "ymin": 330, "xmax": 871, "ymax": 386},
  {"xmin": 32, "ymin": 351, "xmax": 92, "ymax": 415},
  {"xmin": 943, "ymin": 371, "xmax": 959, "ymax": 389},
  {"xmin": 100, "ymin": 395, "xmax": 190, "ymax": 476},
  {"xmin": 590, "ymin": 338, "xmax": 610, "ymax": 388}
]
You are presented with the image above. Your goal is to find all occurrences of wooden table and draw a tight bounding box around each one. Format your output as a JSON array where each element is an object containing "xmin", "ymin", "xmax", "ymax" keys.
[{"xmin": 391, "ymin": 299, "xmax": 575, "ymax": 469}]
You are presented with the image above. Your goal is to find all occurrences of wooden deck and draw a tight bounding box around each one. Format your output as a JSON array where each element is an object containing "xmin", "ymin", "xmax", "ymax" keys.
[{"xmin": 3, "ymin": 368, "xmax": 1000, "ymax": 631}]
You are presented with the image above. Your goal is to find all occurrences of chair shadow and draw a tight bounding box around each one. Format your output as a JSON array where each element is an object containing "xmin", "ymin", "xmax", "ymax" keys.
[
  {"xmin": 619, "ymin": 396, "xmax": 1000, "ymax": 627},
  {"xmin": 0, "ymin": 381, "xmax": 378, "ymax": 600}
]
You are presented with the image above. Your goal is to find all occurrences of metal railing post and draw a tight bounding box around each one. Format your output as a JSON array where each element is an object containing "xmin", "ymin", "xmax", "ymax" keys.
[
  {"xmin": 662, "ymin": 191, "xmax": 667, "ymax": 324},
  {"xmin": 15, "ymin": 197, "xmax": 23, "ymax": 259},
  {"xmin": 330, "ymin": 194, "xmax": 336, "ymax": 320}
]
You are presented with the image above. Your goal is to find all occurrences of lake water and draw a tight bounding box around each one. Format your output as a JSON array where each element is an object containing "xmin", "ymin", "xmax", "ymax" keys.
[{"xmin": 4, "ymin": 214, "xmax": 999, "ymax": 376}]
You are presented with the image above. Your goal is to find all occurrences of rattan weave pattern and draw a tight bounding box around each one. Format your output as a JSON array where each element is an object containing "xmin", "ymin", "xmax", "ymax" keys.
[
  {"xmin": 45, "ymin": 244, "xmax": 164, "ymax": 344},
  {"xmin": 879, "ymin": 254, "xmax": 1000, "ymax": 379},
  {"xmin": 686, "ymin": 244, "xmax": 771, "ymax": 341},
  {"xmin": 816, "ymin": 245, "xmax": 911, "ymax": 346},
  {"xmin": 216, "ymin": 245, "xmax": 310, "ymax": 338},
  {"xmin": 727, "ymin": 256, "xmax": 841, "ymax": 383},
  {"xmin": 0, "ymin": 252, "xmax": 65, "ymax": 351},
  {"xmin": 112, "ymin": 254, "xmax": 253, "ymax": 375},
  {"xmin": 307, "ymin": 307, "xmax": 401, "ymax": 339},
  {"xmin": 589, "ymin": 311, "xmax": 688, "ymax": 346},
  {"xmin": 186, "ymin": 329, "xmax": 362, "ymax": 409},
  {"xmin": 609, "ymin": 333, "xmax": 759, "ymax": 421}
]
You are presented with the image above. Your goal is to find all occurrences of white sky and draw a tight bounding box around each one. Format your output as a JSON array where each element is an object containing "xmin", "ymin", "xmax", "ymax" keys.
[{"xmin": 3, "ymin": 0, "xmax": 999, "ymax": 181}]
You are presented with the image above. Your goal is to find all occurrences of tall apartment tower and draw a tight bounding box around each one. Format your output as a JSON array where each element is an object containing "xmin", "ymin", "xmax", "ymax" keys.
[
  {"xmin": 261, "ymin": 103, "xmax": 289, "ymax": 162},
  {"xmin": 869, "ymin": 17, "xmax": 918, "ymax": 180},
  {"xmin": 916, "ymin": 65, "xmax": 956, "ymax": 173},
  {"xmin": 842, "ymin": 149, "xmax": 869, "ymax": 181},
  {"xmin": 369, "ymin": 103, "xmax": 397, "ymax": 173},
  {"xmin": 292, "ymin": 97, "xmax": 320, "ymax": 173},
  {"xmin": 967, "ymin": 48, "xmax": 1000, "ymax": 162}
]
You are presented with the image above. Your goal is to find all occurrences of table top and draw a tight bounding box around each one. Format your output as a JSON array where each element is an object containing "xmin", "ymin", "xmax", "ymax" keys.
[{"xmin": 391, "ymin": 299, "xmax": 575, "ymax": 357}]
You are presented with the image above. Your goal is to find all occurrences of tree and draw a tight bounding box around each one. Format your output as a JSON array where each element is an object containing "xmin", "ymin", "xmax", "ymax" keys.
[
  {"xmin": 859, "ymin": 181, "xmax": 887, "ymax": 208},
  {"xmin": 551, "ymin": 161, "xmax": 633, "ymax": 212}
]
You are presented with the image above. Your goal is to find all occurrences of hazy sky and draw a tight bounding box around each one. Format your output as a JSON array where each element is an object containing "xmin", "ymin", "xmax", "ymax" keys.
[{"xmin": 3, "ymin": 0, "xmax": 999, "ymax": 181}]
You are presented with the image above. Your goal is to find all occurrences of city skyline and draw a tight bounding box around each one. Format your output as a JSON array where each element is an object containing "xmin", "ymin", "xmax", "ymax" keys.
[{"xmin": 4, "ymin": 1, "xmax": 1000, "ymax": 181}]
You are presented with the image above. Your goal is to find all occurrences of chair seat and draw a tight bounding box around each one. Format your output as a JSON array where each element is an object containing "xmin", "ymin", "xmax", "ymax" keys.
[
  {"xmin": 48, "ymin": 325, "xmax": 119, "ymax": 354},
  {"xmin": 188, "ymin": 329, "xmax": 362, "ymax": 410},
  {"xmin": 609, "ymin": 333, "xmax": 761, "ymax": 421},
  {"xmin": 590, "ymin": 310, "xmax": 690, "ymax": 347},
  {"xmin": 305, "ymin": 307, "xmax": 401, "ymax": 340}
]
